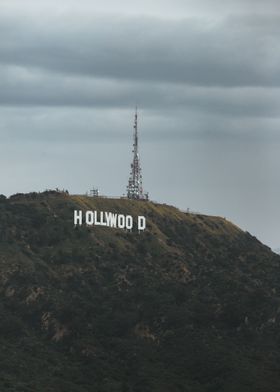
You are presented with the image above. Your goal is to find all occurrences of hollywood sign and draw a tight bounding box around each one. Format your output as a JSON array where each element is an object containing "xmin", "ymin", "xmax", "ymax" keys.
[{"xmin": 74, "ymin": 210, "xmax": 146, "ymax": 231}]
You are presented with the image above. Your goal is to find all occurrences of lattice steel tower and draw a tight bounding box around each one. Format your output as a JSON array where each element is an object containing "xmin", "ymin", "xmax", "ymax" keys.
[{"xmin": 127, "ymin": 108, "xmax": 148, "ymax": 200}]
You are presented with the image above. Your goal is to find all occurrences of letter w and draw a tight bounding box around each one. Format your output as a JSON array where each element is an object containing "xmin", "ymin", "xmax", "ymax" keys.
[{"xmin": 105, "ymin": 212, "xmax": 117, "ymax": 228}]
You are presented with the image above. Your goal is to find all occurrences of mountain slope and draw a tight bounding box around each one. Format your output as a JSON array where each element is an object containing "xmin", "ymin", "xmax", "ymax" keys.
[{"xmin": 0, "ymin": 191, "xmax": 280, "ymax": 392}]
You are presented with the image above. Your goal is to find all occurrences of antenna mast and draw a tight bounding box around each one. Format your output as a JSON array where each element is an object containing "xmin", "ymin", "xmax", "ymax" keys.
[{"xmin": 127, "ymin": 108, "xmax": 148, "ymax": 200}]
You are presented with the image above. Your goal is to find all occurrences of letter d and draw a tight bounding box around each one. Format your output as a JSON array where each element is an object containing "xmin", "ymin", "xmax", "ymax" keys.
[{"xmin": 138, "ymin": 216, "xmax": 146, "ymax": 231}]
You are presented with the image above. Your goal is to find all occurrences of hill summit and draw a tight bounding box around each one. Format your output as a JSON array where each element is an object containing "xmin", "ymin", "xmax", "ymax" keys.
[{"xmin": 0, "ymin": 191, "xmax": 280, "ymax": 391}]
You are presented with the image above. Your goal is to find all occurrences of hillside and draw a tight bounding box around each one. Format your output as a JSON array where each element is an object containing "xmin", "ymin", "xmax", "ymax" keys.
[{"xmin": 0, "ymin": 191, "xmax": 280, "ymax": 391}]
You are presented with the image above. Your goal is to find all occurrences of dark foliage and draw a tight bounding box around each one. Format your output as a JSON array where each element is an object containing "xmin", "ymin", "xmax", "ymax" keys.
[{"xmin": 0, "ymin": 193, "xmax": 279, "ymax": 391}]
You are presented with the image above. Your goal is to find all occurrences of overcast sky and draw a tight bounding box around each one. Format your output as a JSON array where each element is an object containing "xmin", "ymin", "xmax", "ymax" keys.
[{"xmin": 0, "ymin": 0, "xmax": 279, "ymax": 249}]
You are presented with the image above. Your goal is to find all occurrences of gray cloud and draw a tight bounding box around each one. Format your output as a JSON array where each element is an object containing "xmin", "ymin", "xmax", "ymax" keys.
[
  {"xmin": 0, "ymin": 12, "xmax": 280, "ymax": 87},
  {"xmin": 0, "ymin": 64, "xmax": 280, "ymax": 127}
]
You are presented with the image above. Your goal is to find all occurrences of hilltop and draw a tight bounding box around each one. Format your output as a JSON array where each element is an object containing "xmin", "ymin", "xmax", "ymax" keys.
[{"xmin": 0, "ymin": 191, "xmax": 280, "ymax": 391}]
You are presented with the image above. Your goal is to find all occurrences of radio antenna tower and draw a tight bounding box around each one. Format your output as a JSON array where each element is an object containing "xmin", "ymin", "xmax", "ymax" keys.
[{"xmin": 127, "ymin": 108, "xmax": 148, "ymax": 200}]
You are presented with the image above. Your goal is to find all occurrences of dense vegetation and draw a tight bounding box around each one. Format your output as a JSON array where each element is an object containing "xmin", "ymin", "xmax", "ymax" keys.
[{"xmin": 0, "ymin": 191, "xmax": 279, "ymax": 391}]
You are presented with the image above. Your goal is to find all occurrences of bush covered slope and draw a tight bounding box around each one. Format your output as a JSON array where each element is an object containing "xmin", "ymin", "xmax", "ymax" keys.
[{"xmin": 0, "ymin": 191, "xmax": 280, "ymax": 391}]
